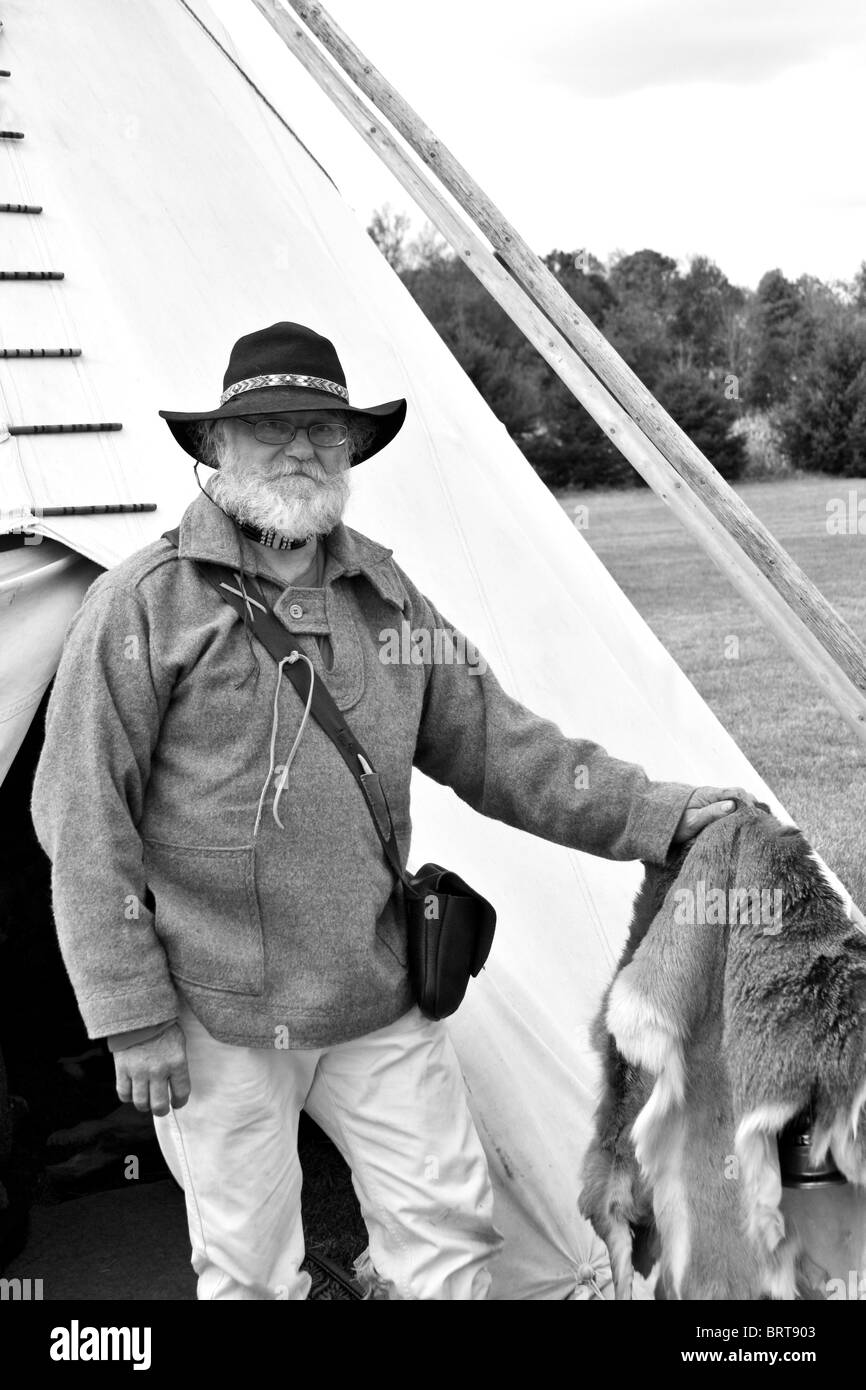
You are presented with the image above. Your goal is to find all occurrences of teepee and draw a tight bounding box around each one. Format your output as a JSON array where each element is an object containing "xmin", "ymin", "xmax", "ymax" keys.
[{"xmin": 0, "ymin": 0, "xmax": 860, "ymax": 1299}]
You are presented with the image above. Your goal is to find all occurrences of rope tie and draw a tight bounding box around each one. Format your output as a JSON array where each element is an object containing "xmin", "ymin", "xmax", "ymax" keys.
[{"xmin": 573, "ymin": 1261, "xmax": 607, "ymax": 1300}]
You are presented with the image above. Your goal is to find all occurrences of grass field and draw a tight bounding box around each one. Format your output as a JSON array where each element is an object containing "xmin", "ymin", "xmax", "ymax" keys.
[{"xmin": 555, "ymin": 474, "xmax": 866, "ymax": 909}]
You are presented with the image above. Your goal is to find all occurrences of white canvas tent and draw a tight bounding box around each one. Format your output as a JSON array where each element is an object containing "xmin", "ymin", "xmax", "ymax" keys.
[{"xmin": 0, "ymin": 0, "xmax": 858, "ymax": 1299}]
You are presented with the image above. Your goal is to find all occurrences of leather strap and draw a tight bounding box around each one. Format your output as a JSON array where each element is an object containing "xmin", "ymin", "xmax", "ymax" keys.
[{"xmin": 162, "ymin": 526, "xmax": 417, "ymax": 897}]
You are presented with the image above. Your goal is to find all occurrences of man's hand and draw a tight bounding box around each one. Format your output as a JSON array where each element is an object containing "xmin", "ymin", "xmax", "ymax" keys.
[
  {"xmin": 672, "ymin": 785, "xmax": 759, "ymax": 846},
  {"xmin": 114, "ymin": 1023, "xmax": 191, "ymax": 1117}
]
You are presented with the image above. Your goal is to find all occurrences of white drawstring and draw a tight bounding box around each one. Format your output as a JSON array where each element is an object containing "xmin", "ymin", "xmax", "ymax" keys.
[
  {"xmin": 252, "ymin": 651, "xmax": 316, "ymax": 838},
  {"xmin": 271, "ymin": 652, "xmax": 315, "ymax": 829}
]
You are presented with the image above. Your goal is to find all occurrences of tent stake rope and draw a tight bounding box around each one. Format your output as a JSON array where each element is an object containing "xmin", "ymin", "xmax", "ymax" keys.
[{"xmin": 247, "ymin": 0, "xmax": 866, "ymax": 748}]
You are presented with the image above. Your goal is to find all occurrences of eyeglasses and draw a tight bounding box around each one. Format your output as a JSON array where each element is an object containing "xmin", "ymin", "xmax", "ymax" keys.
[{"xmin": 238, "ymin": 416, "xmax": 349, "ymax": 447}]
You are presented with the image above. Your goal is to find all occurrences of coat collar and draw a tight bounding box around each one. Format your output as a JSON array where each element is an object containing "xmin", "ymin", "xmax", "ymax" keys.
[{"xmin": 174, "ymin": 489, "xmax": 407, "ymax": 611}]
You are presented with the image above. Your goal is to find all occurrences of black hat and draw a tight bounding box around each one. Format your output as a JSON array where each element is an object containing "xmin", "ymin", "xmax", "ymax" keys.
[{"xmin": 159, "ymin": 321, "xmax": 407, "ymax": 466}]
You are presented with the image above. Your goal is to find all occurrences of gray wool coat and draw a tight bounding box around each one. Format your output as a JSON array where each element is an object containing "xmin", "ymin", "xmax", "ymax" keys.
[{"xmin": 30, "ymin": 491, "xmax": 696, "ymax": 1049}]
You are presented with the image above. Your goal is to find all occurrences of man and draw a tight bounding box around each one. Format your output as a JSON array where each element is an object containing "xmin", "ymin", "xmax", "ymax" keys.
[{"xmin": 31, "ymin": 321, "xmax": 755, "ymax": 1301}]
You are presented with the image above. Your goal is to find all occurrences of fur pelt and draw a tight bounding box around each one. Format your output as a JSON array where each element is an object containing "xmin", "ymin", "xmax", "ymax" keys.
[{"xmin": 579, "ymin": 803, "xmax": 866, "ymax": 1300}]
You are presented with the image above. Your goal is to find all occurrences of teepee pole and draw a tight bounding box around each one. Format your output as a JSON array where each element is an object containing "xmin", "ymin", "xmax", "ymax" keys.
[{"xmin": 250, "ymin": 0, "xmax": 866, "ymax": 745}]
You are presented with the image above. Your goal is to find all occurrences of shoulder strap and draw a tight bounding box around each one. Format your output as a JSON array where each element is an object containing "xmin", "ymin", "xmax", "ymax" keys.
[{"xmin": 161, "ymin": 526, "xmax": 414, "ymax": 894}]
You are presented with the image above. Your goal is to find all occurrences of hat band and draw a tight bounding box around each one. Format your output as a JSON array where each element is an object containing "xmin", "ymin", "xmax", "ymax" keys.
[{"xmin": 220, "ymin": 373, "xmax": 350, "ymax": 406}]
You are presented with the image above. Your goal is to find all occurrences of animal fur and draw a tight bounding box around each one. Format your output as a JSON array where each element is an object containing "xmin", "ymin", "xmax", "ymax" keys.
[{"xmin": 579, "ymin": 803, "xmax": 866, "ymax": 1300}]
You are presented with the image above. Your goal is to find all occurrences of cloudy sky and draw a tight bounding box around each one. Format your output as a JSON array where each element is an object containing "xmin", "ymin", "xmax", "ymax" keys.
[{"xmin": 208, "ymin": 0, "xmax": 866, "ymax": 291}]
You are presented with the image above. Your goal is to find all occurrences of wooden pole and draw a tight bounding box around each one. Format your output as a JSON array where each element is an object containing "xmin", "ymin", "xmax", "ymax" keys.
[
  {"xmin": 249, "ymin": 0, "xmax": 866, "ymax": 744},
  {"xmin": 276, "ymin": 0, "xmax": 866, "ymax": 711}
]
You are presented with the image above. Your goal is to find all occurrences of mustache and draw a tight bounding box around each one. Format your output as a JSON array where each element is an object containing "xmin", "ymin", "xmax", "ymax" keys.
[{"xmin": 268, "ymin": 461, "xmax": 329, "ymax": 482}]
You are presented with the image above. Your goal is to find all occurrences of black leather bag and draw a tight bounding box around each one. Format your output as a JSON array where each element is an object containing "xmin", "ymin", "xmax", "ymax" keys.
[
  {"xmin": 165, "ymin": 531, "xmax": 497, "ymax": 1020},
  {"xmin": 403, "ymin": 863, "xmax": 496, "ymax": 1020}
]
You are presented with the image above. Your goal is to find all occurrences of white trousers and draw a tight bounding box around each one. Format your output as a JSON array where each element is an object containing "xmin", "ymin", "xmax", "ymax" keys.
[{"xmin": 153, "ymin": 999, "xmax": 502, "ymax": 1300}]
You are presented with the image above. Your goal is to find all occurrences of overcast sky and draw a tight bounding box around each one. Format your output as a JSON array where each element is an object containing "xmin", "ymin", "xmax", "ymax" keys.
[{"xmin": 208, "ymin": 0, "xmax": 866, "ymax": 291}]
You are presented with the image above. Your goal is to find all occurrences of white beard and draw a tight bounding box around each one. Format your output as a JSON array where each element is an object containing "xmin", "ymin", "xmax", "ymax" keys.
[{"xmin": 208, "ymin": 432, "xmax": 351, "ymax": 540}]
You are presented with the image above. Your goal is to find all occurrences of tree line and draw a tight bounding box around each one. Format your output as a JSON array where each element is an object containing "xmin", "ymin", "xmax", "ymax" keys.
[{"xmin": 367, "ymin": 207, "xmax": 866, "ymax": 488}]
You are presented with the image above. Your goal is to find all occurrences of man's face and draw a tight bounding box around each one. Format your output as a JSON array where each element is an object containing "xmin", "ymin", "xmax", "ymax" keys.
[{"xmin": 209, "ymin": 410, "xmax": 352, "ymax": 540}]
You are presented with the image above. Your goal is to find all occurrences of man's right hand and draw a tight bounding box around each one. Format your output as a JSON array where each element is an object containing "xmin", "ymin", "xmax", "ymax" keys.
[{"xmin": 114, "ymin": 1023, "xmax": 191, "ymax": 1117}]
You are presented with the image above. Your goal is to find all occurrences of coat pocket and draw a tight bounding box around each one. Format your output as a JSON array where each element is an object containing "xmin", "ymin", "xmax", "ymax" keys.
[{"xmin": 142, "ymin": 840, "xmax": 264, "ymax": 995}]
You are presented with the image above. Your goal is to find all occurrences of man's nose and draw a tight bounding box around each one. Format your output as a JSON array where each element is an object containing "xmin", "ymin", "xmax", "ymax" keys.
[{"xmin": 282, "ymin": 428, "xmax": 315, "ymax": 458}]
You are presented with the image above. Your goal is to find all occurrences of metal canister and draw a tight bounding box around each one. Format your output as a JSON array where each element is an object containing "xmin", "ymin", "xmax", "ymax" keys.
[{"xmin": 779, "ymin": 1110, "xmax": 846, "ymax": 1188}]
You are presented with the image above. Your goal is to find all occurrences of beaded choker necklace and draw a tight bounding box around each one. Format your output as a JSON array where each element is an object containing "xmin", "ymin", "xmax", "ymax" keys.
[{"xmin": 237, "ymin": 520, "xmax": 314, "ymax": 551}]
